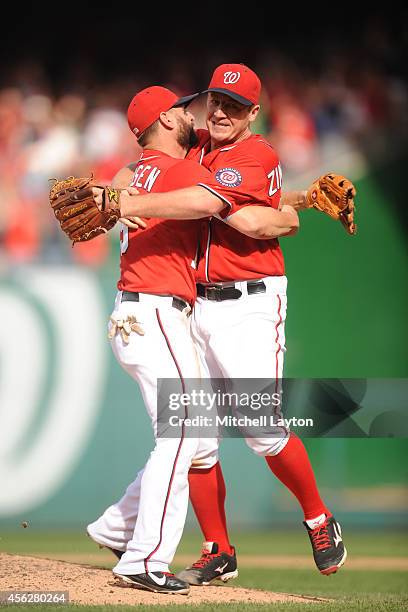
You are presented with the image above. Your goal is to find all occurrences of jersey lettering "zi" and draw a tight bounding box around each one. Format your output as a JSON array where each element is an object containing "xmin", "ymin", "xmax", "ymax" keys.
[{"xmin": 267, "ymin": 164, "xmax": 282, "ymax": 197}]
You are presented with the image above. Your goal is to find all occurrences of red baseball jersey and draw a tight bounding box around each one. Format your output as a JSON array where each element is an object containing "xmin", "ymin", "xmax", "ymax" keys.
[
  {"xmin": 187, "ymin": 130, "xmax": 285, "ymax": 283},
  {"xmin": 118, "ymin": 149, "xmax": 210, "ymax": 304}
]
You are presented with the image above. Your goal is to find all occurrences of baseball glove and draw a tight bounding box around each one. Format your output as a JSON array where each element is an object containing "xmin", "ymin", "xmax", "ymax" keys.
[
  {"xmin": 49, "ymin": 176, "xmax": 122, "ymax": 244},
  {"xmin": 306, "ymin": 173, "xmax": 357, "ymax": 235}
]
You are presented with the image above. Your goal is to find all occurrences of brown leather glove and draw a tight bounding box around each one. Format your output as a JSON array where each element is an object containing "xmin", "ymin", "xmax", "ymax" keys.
[
  {"xmin": 306, "ymin": 173, "xmax": 357, "ymax": 235},
  {"xmin": 49, "ymin": 176, "xmax": 122, "ymax": 244}
]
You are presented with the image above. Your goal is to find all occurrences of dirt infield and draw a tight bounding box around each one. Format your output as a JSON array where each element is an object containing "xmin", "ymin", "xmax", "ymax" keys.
[{"xmin": 0, "ymin": 554, "xmax": 327, "ymax": 606}]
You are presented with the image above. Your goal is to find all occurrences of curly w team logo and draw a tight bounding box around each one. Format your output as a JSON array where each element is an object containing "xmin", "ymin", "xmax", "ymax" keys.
[
  {"xmin": 223, "ymin": 71, "xmax": 240, "ymax": 84},
  {"xmin": 0, "ymin": 268, "xmax": 106, "ymax": 516},
  {"xmin": 215, "ymin": 168, "xmax": 242, "ymax": 188}
]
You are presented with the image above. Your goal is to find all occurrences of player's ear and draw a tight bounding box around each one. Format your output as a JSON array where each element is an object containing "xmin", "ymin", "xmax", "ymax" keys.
[
  {"xmin": 159, "ymin": 110, "xmax": 176, "ymax": 131},
  {"xmin": 248, "ymin": 104, "xmax": 260, "ymax": 124}
]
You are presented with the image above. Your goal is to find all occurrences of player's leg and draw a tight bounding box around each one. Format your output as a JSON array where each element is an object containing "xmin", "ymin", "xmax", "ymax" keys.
[
  {"xmin": 195, "ymin": 279, "xmax": 346, "ymax": 575},
  {"xmin": 188, "ymin": 463, "xmax": 230, "ymax": 554},
  {"xmin": 112, "ymin": 299, "xmax": 200, "ymax": 571},
  {"xmin": 87, "ymin": 468, "xmax": 143, "ymax": 557},
  {"xmin": 189, "ymin": 310, "xmax": 232, "ymax": 556},
  {"xmin": 88, "ymin": 298, "xmax": 222, "ymax": 564},
  {"xmin": 176, "ymin": 301, "xmax": 237, "ymax": 586},
  {"xmin": 178, "ymin": 462, "xmax": 238, "ymax": 586},
  {"xmin": 89, "ymin": 295, "xmax": 201, "ymax": 593},
  {"xmin": 219, "ymin": 285, "xmax": 345, "ymax": 574},
  {"xmin": 265, "ymin": 432, "xmax": 346, "ymax": 573}
]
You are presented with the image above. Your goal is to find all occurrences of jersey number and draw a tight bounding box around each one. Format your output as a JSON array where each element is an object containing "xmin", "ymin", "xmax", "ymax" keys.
[{"xmin": 267, "ymin": 164, "xmax": 282, "ymax": 197}]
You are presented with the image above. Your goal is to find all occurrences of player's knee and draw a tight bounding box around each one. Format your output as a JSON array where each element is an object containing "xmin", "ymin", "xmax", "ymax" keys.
[
  {"xmin": 189, "ymin": 437, "xmax": 219, "ymax": 469},
  {"xmin": 245, "ymin": 431, "xmax": 289, "ymax": 457},
  {"xmin": 190, "ymin": 450, "xmax": 219, "ymax": 470}
]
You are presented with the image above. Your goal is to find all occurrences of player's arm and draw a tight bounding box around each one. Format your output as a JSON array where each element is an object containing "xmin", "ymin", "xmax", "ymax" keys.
[
  {"xmin": 118, "ymin": 176, "xmax": 304, "ymax": 221},
  {"xmin": 112, "ymin": 163, "xmax": 147, "ymax": 229},
  {"xmin": 279, "ymin": 190, "xmax": 308, "ymax": 210},
  {"xmin": 111, "ymin": 164, "xmax": 137, "ymax": 188},
  {"xmin": 119, "ymin": 186, "xmax": 298, "ymax": 238},
  {"xmin": 120, "ymin": 185, "xmax": 225, "ymax": 219},
  {"xmin": 225, "ymin": 204, "xmax": 299, "ymax": 239}
]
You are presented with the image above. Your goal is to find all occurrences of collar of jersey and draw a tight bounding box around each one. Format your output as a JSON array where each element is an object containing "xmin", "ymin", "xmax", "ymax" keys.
[
  {"xmin": 212, "ymin": 133, "xmax": 258, "ymax": 153},
  {"xmin": 218, "ymin": 144, "xmax": 238, "ymax": 152},
  {"xmin": 140, "ymin": 148, "xmax": 171, "ymax": 162}
]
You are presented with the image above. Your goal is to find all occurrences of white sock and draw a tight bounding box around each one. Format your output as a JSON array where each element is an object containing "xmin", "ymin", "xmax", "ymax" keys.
[{"xmin": 306, "ymin": 513, "xmax": 326, "ymax": 529}]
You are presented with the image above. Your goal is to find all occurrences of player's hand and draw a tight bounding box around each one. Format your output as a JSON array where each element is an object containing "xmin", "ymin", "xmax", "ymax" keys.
[
  {"xmin": 51, "ymin": 178, "xmax": 121, "ymax": 244},
  {"xmin": 92, "ymin": 185, "xmax": 141, "ymax": 214},
  {"xmin": 279, "ymin": 204, "xmax": 299, "ymax": 236},
  {"xmin": 118, "ymin": 188, "xmax": 146, "ymax": 229},
  {"xmin": 306, "ymin": 173, "xmax": 357, "ymax": 234},
  {"xmin": 125, "ymin": 187, "xmax": 140, "ymax": 196},
  {"xmin": 280, "ymin": 204, "xmax": 299, "ymax": 218},
  {"xmin": 119, "ymin": 216, "xmax": 147, "ymax": 230},
  {"xmin": 92, "ymin": 186, "xmax": 104, "ymax": 207}
]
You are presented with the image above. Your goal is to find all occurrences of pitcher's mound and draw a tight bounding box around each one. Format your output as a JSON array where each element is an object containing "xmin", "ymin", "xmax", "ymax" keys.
[{"xmin": 0, "ymin": 553, "xmax": 327, "ymax": 605}]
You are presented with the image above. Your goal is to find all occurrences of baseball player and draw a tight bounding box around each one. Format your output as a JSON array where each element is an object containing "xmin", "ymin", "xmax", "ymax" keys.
[
  {"xmin": 115, "ymin": 64, "xmax": 347, "ymax": 583},
  {"xmin": 86, "ymin": 85, "xmax": 216, "ymax": 596},
  {"xmin": 87, "ymin": 84, "xmax": 300, "ymax": 594}
]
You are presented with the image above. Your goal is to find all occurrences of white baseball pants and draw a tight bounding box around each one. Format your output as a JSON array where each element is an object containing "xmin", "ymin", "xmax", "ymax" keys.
[
  {"xmin": 190, "ymin": 275, "xmax": 290, "ymax": 460},
  {"xmin": 87, "ymin": 292, "xmax": 217, "ymax": 575}
]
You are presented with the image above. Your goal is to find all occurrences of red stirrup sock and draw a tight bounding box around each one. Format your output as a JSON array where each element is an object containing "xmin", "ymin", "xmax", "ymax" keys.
[
  {"xmin": 265, "ymin": 433, "xmax": 330, "ymax": 520},
  {"xmin": 188, "ymin": 462, "xmax": 232, "ymax": 554}
]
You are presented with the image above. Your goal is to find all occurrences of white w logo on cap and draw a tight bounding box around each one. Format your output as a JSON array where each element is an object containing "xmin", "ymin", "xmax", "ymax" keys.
[{"xmin": 223, "ymin": 71, "xmax": 240, "ymax": 84}]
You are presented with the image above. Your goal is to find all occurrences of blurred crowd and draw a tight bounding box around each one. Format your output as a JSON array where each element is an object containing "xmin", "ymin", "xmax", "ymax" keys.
[{"xmin": 0, "ymin": 40, "xmax": 406, "ymax": 267}]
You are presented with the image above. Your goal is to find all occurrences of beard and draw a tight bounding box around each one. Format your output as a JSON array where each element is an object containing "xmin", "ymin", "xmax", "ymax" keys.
[{"xmin": 176, "ymin": 118, "xmax": 198, "ymax": 149}]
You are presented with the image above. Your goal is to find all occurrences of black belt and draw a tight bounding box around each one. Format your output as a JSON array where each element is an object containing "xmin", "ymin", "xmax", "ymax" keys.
[
  {"xmin": 121, "ymin": 291, "xmax": 189, "ymax": 312},
  {"xmin": 197, "ymin": 281, "xmax": 266, "ymax": 301}
]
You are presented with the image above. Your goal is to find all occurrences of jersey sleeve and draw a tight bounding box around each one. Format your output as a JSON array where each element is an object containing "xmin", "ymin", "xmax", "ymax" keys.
[
  {"xmin": 162, "ymin": 159, "xmax": 211, "ymax": 190},
  {"xmin": 197, "ymin": 150, "xmax": 281, "ymax": 220}
]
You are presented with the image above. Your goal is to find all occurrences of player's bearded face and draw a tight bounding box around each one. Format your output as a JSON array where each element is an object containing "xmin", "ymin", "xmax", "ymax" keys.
[
  {"xmin": 176, "ymin": 112, "xmax": 198, "ymax": 149},
  {"xmin": 206, "ymin": 93, "xmax": 254, "ymax": 146}
]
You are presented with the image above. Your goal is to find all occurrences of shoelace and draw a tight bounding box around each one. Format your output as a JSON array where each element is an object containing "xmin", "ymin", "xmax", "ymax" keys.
[
  {"xmin": 191, "ymin": 549, "xmax": 219, "ymax": 568},
  {"xmin": 309, "ymin": 523, "xmax": 332, "ymax": 551}
]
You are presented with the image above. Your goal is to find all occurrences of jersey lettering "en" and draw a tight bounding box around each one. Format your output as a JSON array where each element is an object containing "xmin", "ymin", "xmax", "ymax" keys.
[{"xmin": 131, "ymin": 164, "xmax": 161, "ymax": 192}]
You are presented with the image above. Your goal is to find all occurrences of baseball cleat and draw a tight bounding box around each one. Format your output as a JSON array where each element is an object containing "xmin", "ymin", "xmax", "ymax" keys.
[
  {"xmin": 104, "ymin": 546, "xmax": 124, "ymax": 560},
  {"xmin": 176, "ymin": 541, "xmax": 238, "ymax": 586},
  {"xmin": 304, "ymin": 515, "xmax": 347, "ymax": 575},
  {"xmin": 113, "ymin": 571, "xmax": 190, "ymax": 595},
  {"xmin": 86, "ymin": 528, "xmax": 125, "ymax": 560}
]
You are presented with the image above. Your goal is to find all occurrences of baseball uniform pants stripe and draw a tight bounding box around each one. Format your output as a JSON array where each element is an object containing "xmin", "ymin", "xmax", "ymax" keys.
[
  {"xmin": 143, "ymin": 309, "xmax": 188, "ymax": 572},
  {"xmin": 273, "ymin": 294, "xmax": 288, "ymax": 436}
]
